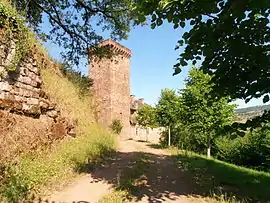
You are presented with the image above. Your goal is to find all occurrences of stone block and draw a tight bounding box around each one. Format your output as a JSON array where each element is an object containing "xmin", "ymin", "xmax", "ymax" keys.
[
  {"xmin": 14, "ymin": 95, "xmax": 25, "ymax": 102},
  {"xmin": 27, "ymin": 98, "xmax": 39, "ymax": 105},
  {"xmin": 15, "ymin": 88, "xmax": 32, "ymax": 97},
  {"xmin": 22, "ymin": 103, "xmax": 31, "ymax": 111},
  {"xmin": 39, "ymin": 99, "xmax": 49, "ymax": 109},
  {"xmin": 0, "ymin": 81, "xmax": 12, "ymax": 92},
  {"xmin": 22, "ymin": 103, "xmax": 40, "ymax": 114},
  {"xmin": 19, "ymin": 67, "xmax": 29, "ymax": 76},
  {"xmin": 46, "ymin": 110, "xmax": 58, "ymax": 118},
  {"xmin": 16, "ymin": 75, "xmax": 32, "ymax": 85}
]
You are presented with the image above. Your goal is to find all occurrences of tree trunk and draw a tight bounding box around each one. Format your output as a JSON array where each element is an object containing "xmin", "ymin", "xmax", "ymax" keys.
[
  {"xmin": 168, "ymin": 126, "xmax": 171, "ymax": 147},
  {"xmin": 207, "ymin": 139, "xmax": 211, "ymax": 158},
  {"xmin": 146, "ymin": 127, "xmax": 149, "ymax": 142}
]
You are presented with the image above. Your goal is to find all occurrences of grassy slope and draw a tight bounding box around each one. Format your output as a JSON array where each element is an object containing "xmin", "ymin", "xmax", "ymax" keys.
[
  {"xmin": 174, "ymin": 150, "xmax": 270, "ymax": 202},
  {"xmin": 1, "ymin": 68, "xmax": 116, "ymax": 202}
]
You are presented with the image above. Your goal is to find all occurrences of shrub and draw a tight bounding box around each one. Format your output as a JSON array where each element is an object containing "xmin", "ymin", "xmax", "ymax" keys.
[
  {"xmin": 215, "ymin": 126, "xmax": 270, "ymax": 172},
  {"xmin": 160, "ymin": 124, "xmax": 207, "ymax": 153},
  {"xmin": 110, "ymin": 119, "xmax": 123, "ymax": 134}
]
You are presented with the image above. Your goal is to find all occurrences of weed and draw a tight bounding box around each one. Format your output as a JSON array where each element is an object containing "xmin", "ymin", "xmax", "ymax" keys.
[{"xmin": 110, "ymin": 119, "xmax": 123, "ymax": 135}]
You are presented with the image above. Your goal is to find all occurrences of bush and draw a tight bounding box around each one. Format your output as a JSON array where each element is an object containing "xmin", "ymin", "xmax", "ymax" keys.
[
  {"xmin": 110, "ymin": 119, "xmax": 123, "ymax": 134},
  {"xmin": 160, "ymin": 124, "xmax": 207, "ymax": 153},
  {"xmin": 215, "ymin": 126, "xmax": 270, "ymax": 172}
]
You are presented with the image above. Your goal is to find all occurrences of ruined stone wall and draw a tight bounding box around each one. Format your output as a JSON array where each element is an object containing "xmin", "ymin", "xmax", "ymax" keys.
[
  {"xmin": 0, "ymin": 50, "xmax": 60, "ymax": 119},
  {"xmin": 0, "ymin": 39, "xmax": 75, "ymax": 164},
  {"xmin": 88, "ymin": 39, "xmax": 131, "ymax": 136}
]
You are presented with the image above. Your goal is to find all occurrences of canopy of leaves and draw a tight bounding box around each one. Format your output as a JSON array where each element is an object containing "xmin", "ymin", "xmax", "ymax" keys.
[
  {"xmin": 156, "ymin": 88, "xmax": 181, "ymax": 127},
  {"xmin": 137, "ymin": 104, "xmax": 158, "ymax": 128},
  {"xmin": 135, "ymin": 0, "xmax": 270, "ymax": 107},
  {"xmin": 11, "ymin": 0, "xmax": 133, "ymax": 65},
  {"xmin": 180, "ymin": 67, "xmax": 236, "ymax": 147}
]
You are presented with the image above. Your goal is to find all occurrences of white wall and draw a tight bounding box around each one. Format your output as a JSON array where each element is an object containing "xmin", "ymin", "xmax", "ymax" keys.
[{"xmin": 130, "ymin": 125, "xmax": 165, "ymax": 143}]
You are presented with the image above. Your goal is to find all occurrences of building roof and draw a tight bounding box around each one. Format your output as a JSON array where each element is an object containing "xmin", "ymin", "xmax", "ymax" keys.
[{"xmin": 99, "ymin": 39, "xmax": 132, "ymax": 58}]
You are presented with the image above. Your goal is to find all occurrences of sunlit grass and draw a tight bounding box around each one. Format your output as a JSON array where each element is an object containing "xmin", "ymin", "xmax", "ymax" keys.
[
  {"xmin": 174, "ymin": 150, "xmax": 270, "ymax": 202},
  {"xmin": 1, "ymin": 68, "xmax": 116, "ymax": 202}
]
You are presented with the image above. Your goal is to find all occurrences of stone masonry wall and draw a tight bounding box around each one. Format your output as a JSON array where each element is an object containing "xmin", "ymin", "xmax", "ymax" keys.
[
  {"xmin": 0, "ymin": 40, "xmax": 76, "ymax": 141},
  {"xmin": 0, "ymin": 52, "xmax": 59, "ymax": 118},
  {"xmin": 89, "ymin": 56, "xmax": 112, "ymax": 126},
  {"xmin": 110, "ymin": 54, "xmax": 130, "ymax": 136},
  {"xmin": 88, "ymin": 39, "xmax": 131, "ymax": 136}
]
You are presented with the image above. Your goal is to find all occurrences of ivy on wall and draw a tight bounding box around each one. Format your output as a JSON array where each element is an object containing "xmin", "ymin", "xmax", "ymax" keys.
[{"xmin": 0, "ymin": 1, "xmax": 31, "ymax": 72}]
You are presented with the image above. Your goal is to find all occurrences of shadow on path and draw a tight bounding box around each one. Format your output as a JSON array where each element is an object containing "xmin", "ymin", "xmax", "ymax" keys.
[
  {"xmin": 74, "ymin": 140, "xmax": 270, "ymax": 203},
  {"xmin": 77, "ymin": 151, "xmax": 198, "ymax": 202}
]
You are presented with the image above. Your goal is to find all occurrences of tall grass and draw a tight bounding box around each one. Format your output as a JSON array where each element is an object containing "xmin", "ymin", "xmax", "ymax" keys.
[{"xmin": 0, "ymin": 68, "xmax": 116, "ymax": 202}]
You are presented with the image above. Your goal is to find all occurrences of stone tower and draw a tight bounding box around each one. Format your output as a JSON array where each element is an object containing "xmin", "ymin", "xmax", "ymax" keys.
[{"xmin": 88, "ymin": 39, "xmax": 131, "ymax": 136}]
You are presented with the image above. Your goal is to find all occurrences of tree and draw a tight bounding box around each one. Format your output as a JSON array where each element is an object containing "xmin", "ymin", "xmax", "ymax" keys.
[
  {"xmin": 180, "ymin": 67, "xmax": 236, "ymax": 157},
  {"xmin": 10, "ymin": 0, "xmax": 132, "ymax": 65},
  {"xmin": 156, "ymin": 88, "xmax": 181, "ymax": 146},
  {"xmin": 137, "ymin": 104, "xmax": 158, "ymax": 128},
  {"xmin": 135, "ymin": 0, "xmax": 270, "ymax": 125}
]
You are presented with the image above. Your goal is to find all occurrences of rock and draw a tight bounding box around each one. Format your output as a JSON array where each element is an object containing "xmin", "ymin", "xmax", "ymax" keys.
[
  {"xmin": 68, "ymin": 128, "xmax": 76, "ymax": 137},
  {"xmin": 27, "ymin": 98, "xmax": 39, "ymax": 105},
  {"xmin": 14, "ymin": 95, "xmax": 25, "ymax": 102},
  {"xmin": 16, "ymin": 75, "xmax": 32, "ymax": 85},
  {"xmin": 48, "ymin": 101, "xmax": 57, "ymax": 110},
  {"xmin": 39, "ymin": 99, "xmax": 49, "ymax": 109},
  {"xmin": 46, "ymin": 110, "xmax": 58, "ymax": 118},
  {"xmin": 0, "ymin": 81, "xmax": 12, "ymax": 91},
  {"xmin": 19, "ymin": 67, "xmax": 28, "ymax": 76}
]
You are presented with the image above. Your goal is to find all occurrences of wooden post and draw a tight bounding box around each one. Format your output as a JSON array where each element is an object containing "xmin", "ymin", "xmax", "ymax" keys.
[
  {"xmin": 207, "ymin": 139, "xmax": 211, "ymax": 158},
  {"xmin": 168, "ymin": 126, "xmax": 171, "ymax": 146}
]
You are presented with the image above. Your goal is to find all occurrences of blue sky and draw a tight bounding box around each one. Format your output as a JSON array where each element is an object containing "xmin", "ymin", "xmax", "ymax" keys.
[{"xmin": 43, "ymin": 21, "xmax": 263, "ymax": 109}]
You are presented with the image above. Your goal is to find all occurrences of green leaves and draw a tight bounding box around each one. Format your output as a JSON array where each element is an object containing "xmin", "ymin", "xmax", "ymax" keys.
[
  {"xmin": 263, "ymin": 95, "xmax": 269, "ymax": 103},
  {"xmin": 137, "ymin": 105, "xmax": 158, "ymax": 128},
  {"xmin": 180, "ymin": 21, "xmax": 185, "ymax": 28},
  {"xmin": 11, "ymin": 0, "xmax": 132, "ymax": 66},
  {"xmin": 156, "ymin": 18, "xmax": 163, "ymax": 26},
  {"xmin": 134, "ymin": 0, "xmax": 270, "ymax": 124},
  {"xmin": 156, "ymin": 89, "xmax": 181, "ymax": 127},
  {"xmin": 180, "ymin": 68, "xmax": 235, "ymax": 148},
  {"xmin": 173, "ymin": 67, "xmax": 181, "ymax": 76},
  {"xmin": 167, "ymin": 11, "xmax": 173, "ymax": 22}
]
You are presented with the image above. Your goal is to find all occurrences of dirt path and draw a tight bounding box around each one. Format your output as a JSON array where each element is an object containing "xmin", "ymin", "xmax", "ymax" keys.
[{"xmin": 48, "ymin": 138, "xmax": 210, "ymax": 203}]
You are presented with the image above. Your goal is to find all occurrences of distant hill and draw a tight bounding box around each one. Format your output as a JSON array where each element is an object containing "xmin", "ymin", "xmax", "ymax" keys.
[
  {"xmin": 235, "ymin": 104, "xmax": 270, "ymax": 122},
  {"xmin": 235, "ymin": 104, "xmax": 270, "ymax": 114}
]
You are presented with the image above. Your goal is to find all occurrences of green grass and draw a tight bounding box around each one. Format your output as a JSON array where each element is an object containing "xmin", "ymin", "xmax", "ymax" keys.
[
  {"xmin": 98, "ymin": 191, "xmax": 130, "ymax": 203},
  {"xmin": 0, "ymin": 69, "xmax": 116, "ymax": 202},
  {"xmin": 174, "ymin": 151, "xmax": 270, "ymax": 202}
]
